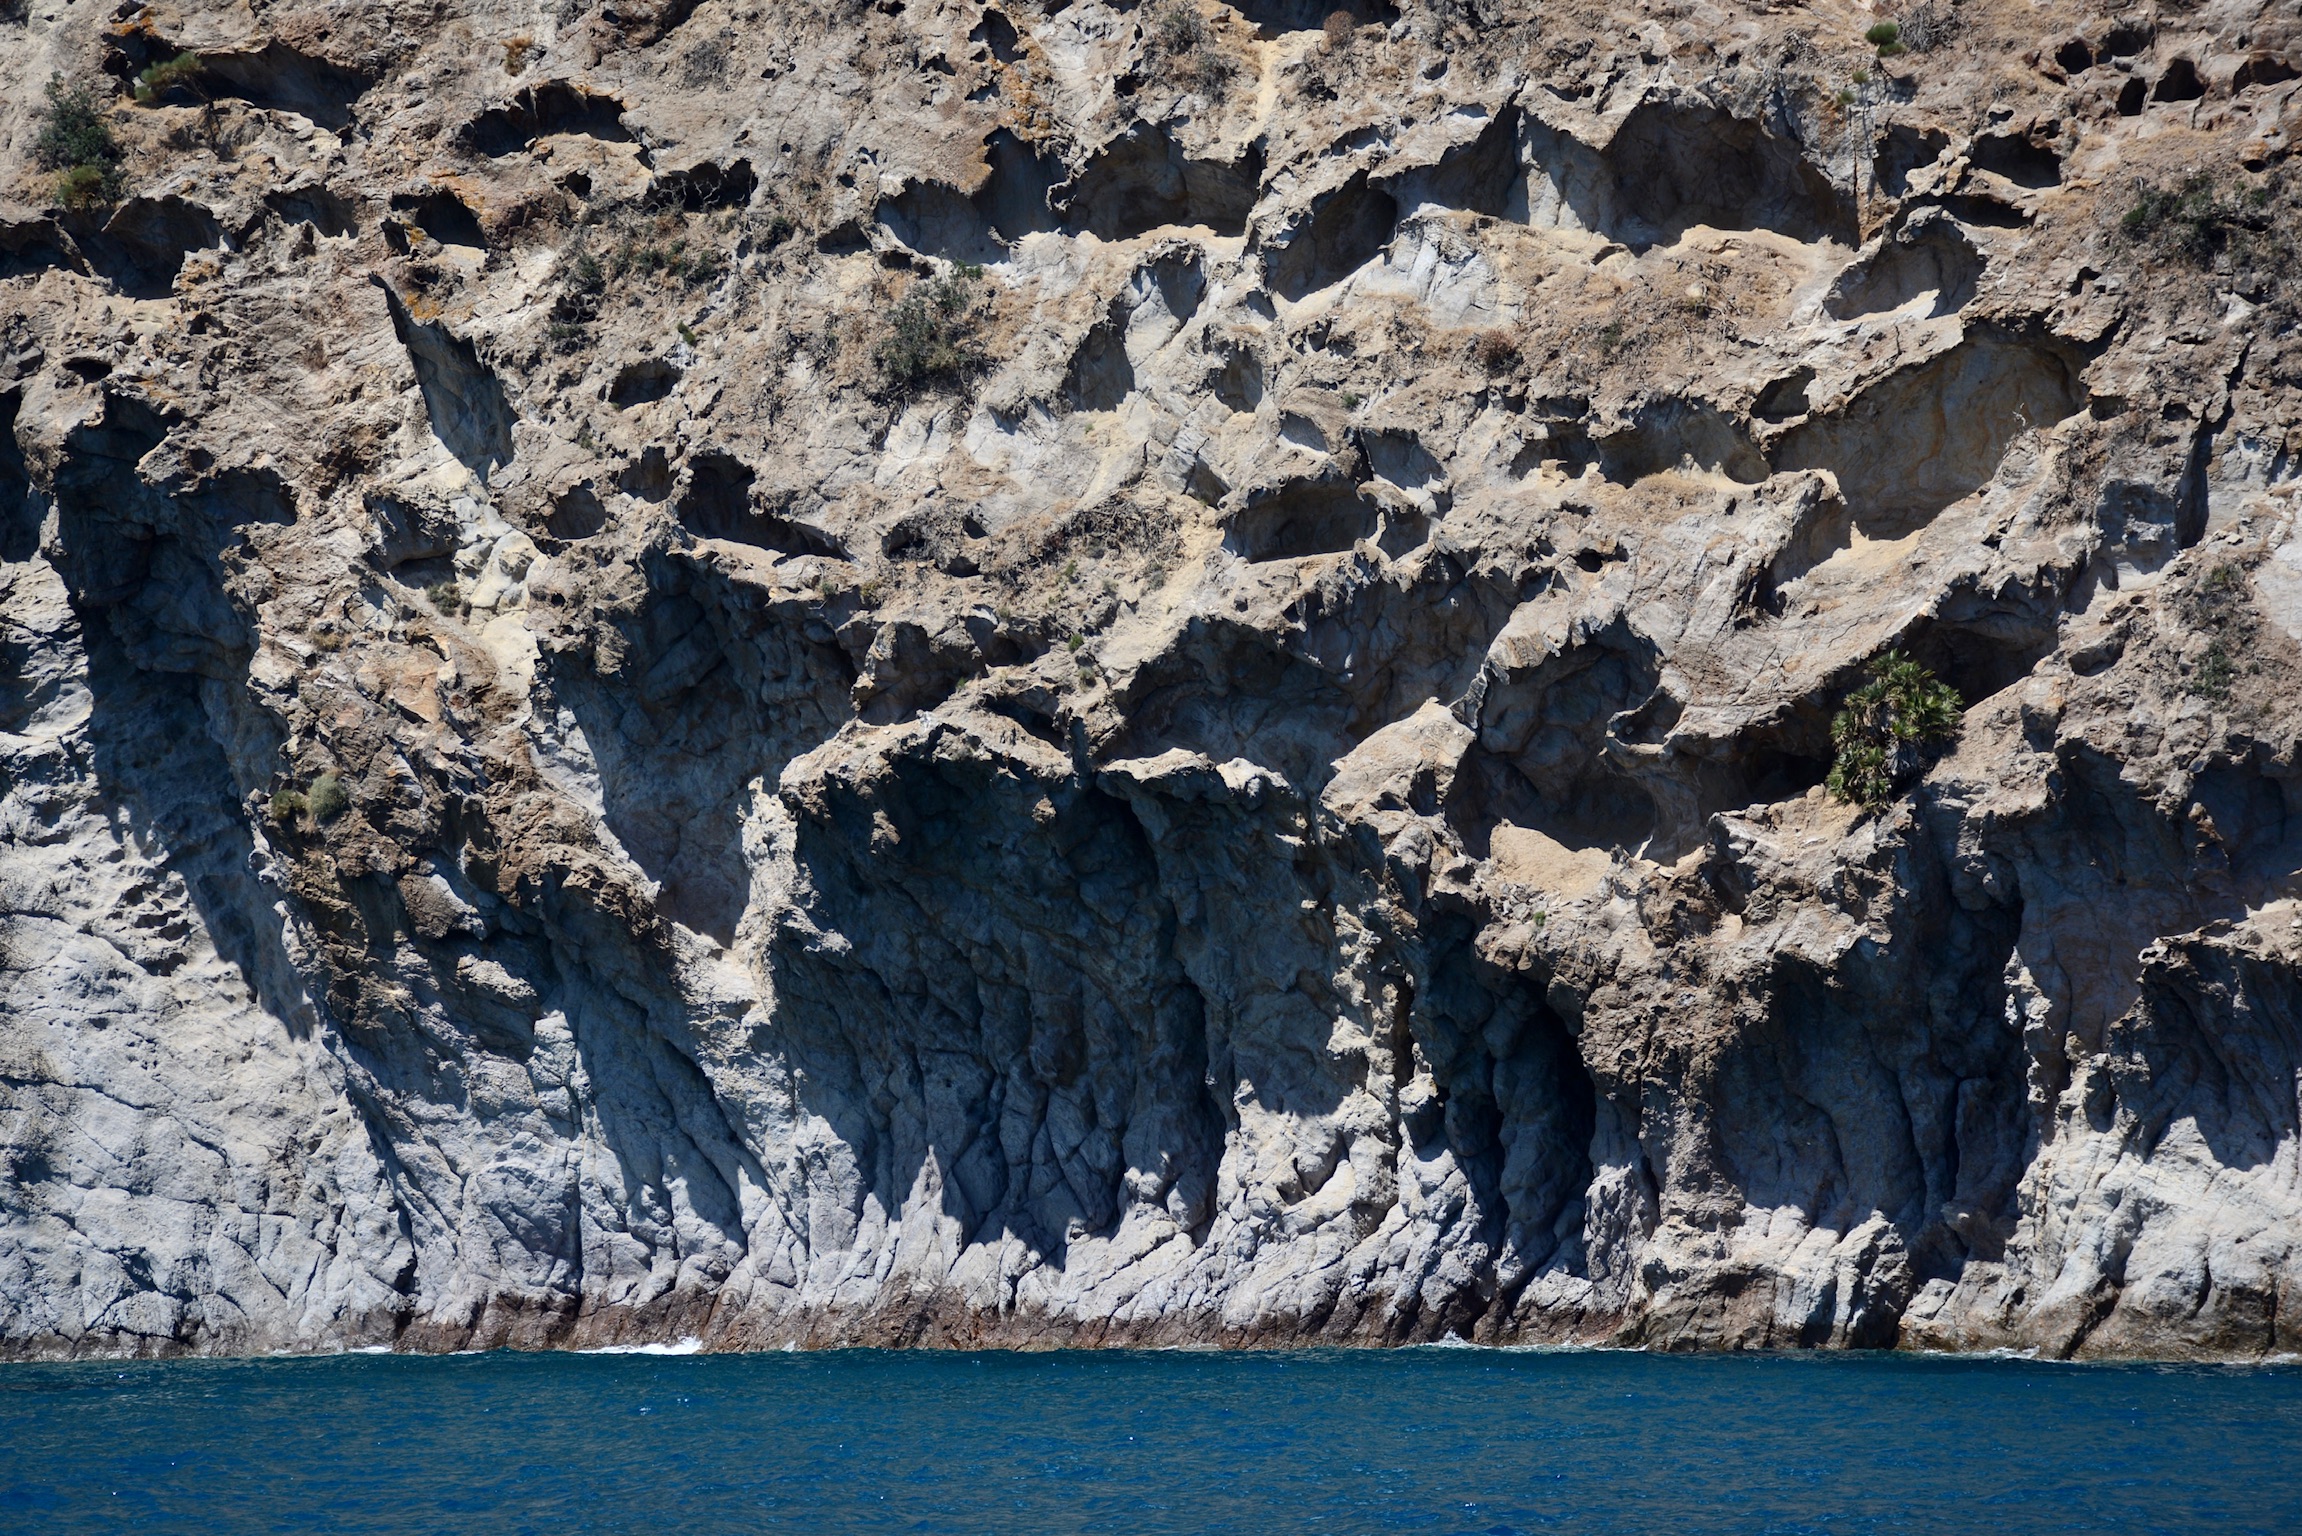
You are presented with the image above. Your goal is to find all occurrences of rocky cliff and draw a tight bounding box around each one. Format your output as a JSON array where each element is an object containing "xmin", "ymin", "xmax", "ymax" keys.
[{"xmin": 2, "ymin": 0, "xmax": 2299, "ymax": 1359}]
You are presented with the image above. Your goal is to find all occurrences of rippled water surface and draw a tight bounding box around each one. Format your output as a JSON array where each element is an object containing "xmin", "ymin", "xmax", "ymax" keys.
[{"xmin": 3, "ymin": 1346, "xmax": 2297, "ymax": 1534}]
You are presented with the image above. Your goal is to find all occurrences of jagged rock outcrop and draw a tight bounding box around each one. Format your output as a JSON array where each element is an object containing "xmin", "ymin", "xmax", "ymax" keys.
[{"xmin": 2, "ymin": 0, "xmax": 2299, "ymax": 1358}]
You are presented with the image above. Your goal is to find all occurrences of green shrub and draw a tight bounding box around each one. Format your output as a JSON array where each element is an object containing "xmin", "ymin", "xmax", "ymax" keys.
[
  {"xmin": 1865, "ymin": 21, "xmax": 1905, "ymax": 55},
  {"xmin": 132, "ymin": 52, "xmax": 205, "ymax": 104},
  {"xmin": 424, "ymin": 578, "xmax": 463, "ymax": 611},
  {"xmin": 874, "ymin": 265, "xmax": 987, "ymax": 392},
  {"xmin": 1826, "ymin": 651, "xmax": 1962, "ymax": 809},
  {"xmin": 2192, "ymin": 640, "xmax": 2235, "ymax": 702},
  {"xmin": 306, "ymin": 771, "xmax": 351, "ymax": 822},
  {"xmin": 32, "ymin": 76, "xmax": 125, "ymax": 209},
  {"xmin": 52, "ymin": 163, "xmax": 118, "ymax": 211},
  {"xmin": 269, "ymin": 787, "xmax": 308, "ymax": 824},
  {"xmin": 2120, "ymin": 175, "xmax": 2267, "ymax": 264}
]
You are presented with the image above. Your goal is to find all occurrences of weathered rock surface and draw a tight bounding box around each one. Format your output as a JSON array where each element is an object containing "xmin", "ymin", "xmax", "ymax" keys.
[{"xmin": 2, "ymin": 0, "xmax": 2299, "ymax": 1358}]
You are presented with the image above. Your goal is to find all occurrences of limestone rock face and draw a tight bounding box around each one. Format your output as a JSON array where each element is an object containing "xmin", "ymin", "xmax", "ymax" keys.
[{"xmin": 2, "ymin": 0, "xmax": 2299, "ymax": 1358}]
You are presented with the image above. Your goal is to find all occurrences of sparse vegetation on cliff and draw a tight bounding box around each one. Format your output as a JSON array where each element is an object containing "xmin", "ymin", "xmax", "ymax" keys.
[
  {"xmin": 2121, "ymin": 175, "xmax": 2270, "ymax": 264},
  {"xmin": 32, "ymin": 76, "xmax": 125, "ymax": 210},
  {"xmin": 1146, "ymin": 2, "xmax": 1236, "ymax": 98},
  {"xmin": 1827, "ymin": 652, "xmax": 1962, "ymax": 809},
  {"xmin": 306, "ymin": 771, "xmax": 351, "ymax": 823},
  {"xmin": 875, "ymin": 265, "xmax": 987, "ymax": 392},
  {"xmin": 132, "ymin": 52, "xmax": 206, "ymax": 105}
]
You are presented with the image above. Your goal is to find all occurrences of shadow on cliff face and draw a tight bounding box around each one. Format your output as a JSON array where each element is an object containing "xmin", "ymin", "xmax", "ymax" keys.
[
  {"xmin": 1408, "ymin": 914, "xmax": 1598, "ymax": 1335},
  {"xmin": 769, "ymin": 754, "xmax": 1227, "ymax": 1266},
  {"xmin": 1666, "ymin": 839, "xmax": 2029, "ymax": 1347},
  {"xmin": 0, "ymin": 389, "xmax": 34, "ymax": 566},
  {"xmin": 1519, "ymin": 97, "xmax": 1858, "ymax": 251},
  {"xmin": 36, "ymin": 389, "xmax": 308, "ymax": 1036},
  {"xmin": 1113, "ymin": 560, "xmax": 1524, "ymax": 791},
  {"xmin": 1772, "ymin": 331, "xmax": 2090, "ymax": 541},
  {"xmin": 375, "ymin": 282, "xmax": 517, "ymax": 484},
  {"xmin": 1452, "ymin": 618, "xmax": 1664, "ymax": 859},
  {"xmin": 2009, "ymin": 741, "xmax": 2302, "ymax": 1072},
  {"xmin": 547, "ymin": 548, "xmax": 855, "ymax": 945}
]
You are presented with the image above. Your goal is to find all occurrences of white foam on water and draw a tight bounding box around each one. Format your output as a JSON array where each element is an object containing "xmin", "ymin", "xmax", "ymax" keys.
[{"xmin": 578, "ymin": 1337, "xmax": 704, "ymax": 1356}]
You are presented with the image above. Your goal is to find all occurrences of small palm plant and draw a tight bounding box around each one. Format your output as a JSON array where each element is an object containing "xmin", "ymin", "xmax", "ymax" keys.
[{"xmin": 1827, "ymin": 650, "xmax": 1962, "ymax": 809}]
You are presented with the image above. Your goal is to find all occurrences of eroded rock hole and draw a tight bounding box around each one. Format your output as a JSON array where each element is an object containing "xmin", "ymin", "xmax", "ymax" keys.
[
  {"xmin": 608, "ymin": 358, "xmax": 679, "ymax": 409},
  {"xmin": 464, "ymin": 83, "xmax": 635, "ymax": 157},
  {"xmin": 680, "ymin": 459, "xmax": 847, "ymax": 558},
  {"xmin": 972, "ymin": 7, "xmax": 1022, "ymax": 63},
  {"xmin": 1527, "ymin": 99, "xmax": 1856, "ymax": 250},
  {"xmin": 2153, "ymin": 58, "xmax": 2206, "ymax": 104},
  {"xmin": 2235, "ymin": 54, "xmax": 2301, "ymax": 92},
  {"xmin": 0, "ymin": 218, "xmax": 83, "ymax": 281},
  {"xmin": 1772, "ymin": 333, "xmax": 2087, "ymax": 539},
  {"xmin": 108, "ymin": 37, "xmax": 376, "ymax": 131},
  {"xmin": 1595, "ymin": 398, "xmax": 1767, "ymax": 485},
  {"xmin": 1063, "ymin": 319, "xmax": 1134, "ymax": 411},
  {"xmin": 880, "ymin": 131, "xmax": 1065, "ymax": 263},
  {"xmin": 390, "ymin": 189, "xmax": 486, "ymax": 249},
  {"xmin": 68, "ymin": 197, "xmax": 226, "ymax": 301},
  {"xmin": 1754, "ymin": 368, "xmax": 1814, "ymax": 423},
  {"xmin": 1412, "ymin": 916, "xmax": 1598, "ymax": 1295},
  {"xmin": 0, "ymin": 389, "xmax": 35, "ymax": 564},
  {"xmin": 1968, "ymin": 133, "xmax": 2062, "ymax": 190},
  {"xmin": 1208, "ymin": 344, "xmax": 1264, "ymax": 413},
  {"xmin": 1824, "ymin": 213, "xmax": 1983, "ymax": 319},
  {"xmin": 652, "ymin": 159, "xmax": 757, "ymax": 212},
  {"xmin": 1895, "ymin": 614, "xmax": 2058, "ymax": 713},
  {"xmin": 1875, "ymin": 124, "xmax": 1951, "ymax": 197},
  {"xmin": 546, "ymin": 484, "xmax": 609, "ymax": 540},
  {"xmin": 1453, "ymin": 624, "xmax": 1663, "ymax": 858},
  {"xmin": 1059, "ymin": 124, "xmax": 1263, "ymax": 240},
  {"xmin": 1224, "ymin": 477, "xmax": 1380, "ymax": 561},
  {"xmin": 1384, "ymin": 106, "xmax": 1525, "ymax": 219},
  {"xmin": 266, "ymin": 184, "xmax": 358, "ymax": 238},
  {"xmin": 1230, "ymin": 0, "xmax": 1397, "ymax": 37},
  {"xmin": 622, "ymin": 446, "xmax": 674, "ymax": 501},
  {"xmin": 1263, "ymin": 170, "xmax": 1398, "ymax": 302}
]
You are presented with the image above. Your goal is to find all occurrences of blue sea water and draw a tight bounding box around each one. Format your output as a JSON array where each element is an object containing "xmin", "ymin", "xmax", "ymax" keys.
[{"xmin": 2, "ymin": 1346, "xmax": 2297, "ymax": 1535}]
